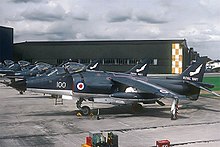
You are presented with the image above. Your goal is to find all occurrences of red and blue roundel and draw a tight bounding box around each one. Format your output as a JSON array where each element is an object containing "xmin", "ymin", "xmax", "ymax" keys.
[{"xmin": 77, "ymin": 82, "xmax": 85, "ymax": 91}]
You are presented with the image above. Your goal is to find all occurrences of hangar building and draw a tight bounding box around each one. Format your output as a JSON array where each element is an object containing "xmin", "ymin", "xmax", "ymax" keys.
[
  {"xmin": 0, "ymin": 26, "xmax": 13, "ymax": 62},
  {"xmin": 0, "ymin": 26, "xmax": 199, "ymax": 74},
  {"xmin": 13, "ymin": 40, "xmax": 198, "ymax": 74}
]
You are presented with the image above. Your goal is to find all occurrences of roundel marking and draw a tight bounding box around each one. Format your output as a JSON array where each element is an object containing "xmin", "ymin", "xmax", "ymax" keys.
[{"xmin": 77, "ymin": 82, "xmax": 85, "ymax": 91}]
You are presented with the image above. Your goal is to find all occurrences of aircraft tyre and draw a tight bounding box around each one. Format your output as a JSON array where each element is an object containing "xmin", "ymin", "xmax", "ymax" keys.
[
  {"xmin": 81, "ymin": 106, "xmax": 91, "ymax": 116},
  {"xmin": 171, "ymin": 112, "xmax": 177, "ymax": 120},
  {"xmin": 132, "ymin": 103, "xmax": 143, "ymax": 113}
]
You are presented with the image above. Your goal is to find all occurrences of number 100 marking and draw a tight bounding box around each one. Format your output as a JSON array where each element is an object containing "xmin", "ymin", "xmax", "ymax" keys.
[{"xmin": 57, "ymin": 82, "xmax": 67, "ymax": 88}]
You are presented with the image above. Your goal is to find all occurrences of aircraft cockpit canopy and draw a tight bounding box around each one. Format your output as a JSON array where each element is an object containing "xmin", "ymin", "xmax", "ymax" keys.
[
  {"xmin": 30, "ymin": 62, "xmax": 52, "ymax": 71},
  {"xmin": 47, "ymin": 67, "xmax": 66, "ymax": 76},
  {"xmin": 62, "ymin": 62, "xmax": 86, "ymax": 73},
  {"xmin": 36, "ymin": 62, "xmax": 52, "ymax": 71},
  {"xmin": 18, "ymin": 60, "xmax": 31, "ymax": 67},
  {"xmin": 8, "ymin": 63, "xmax": 20, "ymax": 70},
  {"xmin": 4, "ymin": 60, "xmax": 14, "ymax": 66}
]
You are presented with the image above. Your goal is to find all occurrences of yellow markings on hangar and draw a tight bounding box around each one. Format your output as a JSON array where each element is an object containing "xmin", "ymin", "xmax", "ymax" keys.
[{"xmin": 172, "ymin": 43, "xmax": 183, "ymax": 74}]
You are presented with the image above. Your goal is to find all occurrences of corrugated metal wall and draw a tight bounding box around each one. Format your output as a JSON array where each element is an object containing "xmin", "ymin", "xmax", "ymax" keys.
[{"xmin": 13, "ymin": 40, "xmax": 190, "ymax": 73}]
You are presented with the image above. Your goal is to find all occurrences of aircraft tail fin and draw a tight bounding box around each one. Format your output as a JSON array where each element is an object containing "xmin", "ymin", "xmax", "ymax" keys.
[
  {"xmin": 87, "ymin": 60, "xmax": 100, "ymax": 70},
  {"xmin": 179, "ymin": 57, "xmax": 209, "ymax": 82},
  {"xmin": 126, "ymin": 59, "xmax": 152, "ymax": 76}
]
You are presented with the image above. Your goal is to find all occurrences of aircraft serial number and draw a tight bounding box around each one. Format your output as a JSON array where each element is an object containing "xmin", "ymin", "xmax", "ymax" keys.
[{"xmin": 56, "ymin": 81, "xmax": 67, "ymax": 88}]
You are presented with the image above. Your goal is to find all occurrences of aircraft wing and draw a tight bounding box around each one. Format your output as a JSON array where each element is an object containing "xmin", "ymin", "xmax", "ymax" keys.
[{"xmin": 112, "ymin": 76, "xmax": 183, "ymax": 99}]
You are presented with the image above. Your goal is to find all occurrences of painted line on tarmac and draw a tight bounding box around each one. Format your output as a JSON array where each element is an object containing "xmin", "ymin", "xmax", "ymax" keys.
[{"xmin": 101, "ymin": 120, "xmax": 220, "ymax": 133}]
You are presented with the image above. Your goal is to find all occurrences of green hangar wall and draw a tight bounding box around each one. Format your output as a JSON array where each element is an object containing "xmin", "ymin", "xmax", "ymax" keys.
[{"xmin": 13, "ymin": 39, "xmax": 194, "ymax": 74}]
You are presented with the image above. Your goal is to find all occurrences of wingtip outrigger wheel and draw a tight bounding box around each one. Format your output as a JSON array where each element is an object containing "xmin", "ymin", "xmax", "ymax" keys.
[{"xmin": 171, "ymin": 98, "xmax": 179, "ymax": 120}]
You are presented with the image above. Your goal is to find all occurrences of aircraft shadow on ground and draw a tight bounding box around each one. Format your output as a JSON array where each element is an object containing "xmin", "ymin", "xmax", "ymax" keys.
[
  {"xmin": 181, "ymin": 103, "xmax": 220, "ymax": 113},
  {"xmin": 93, "ymin": 106, "xmax": 188, "ymax": 119},
  {"xmin": 21, "ymin": 102, "xmax": 219, "ymax": 119},
  {"xmin": 26, "ymin": 111, "xmax": 76, "ymax": 116},
  {"xmin": 25, "ymin": 105, "xmax": 188, "ymax": 119}
]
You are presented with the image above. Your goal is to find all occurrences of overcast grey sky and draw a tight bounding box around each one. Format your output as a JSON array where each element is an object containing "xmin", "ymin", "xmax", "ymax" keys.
[{"xmin": 1, "ymin": 0, "xmax": 220, "ymax": 59}]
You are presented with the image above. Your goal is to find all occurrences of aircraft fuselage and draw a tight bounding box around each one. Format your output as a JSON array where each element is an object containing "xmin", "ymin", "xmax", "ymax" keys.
[{"xmin": 24, "ymin": 70, "xmax": 198, "ymax": 101}]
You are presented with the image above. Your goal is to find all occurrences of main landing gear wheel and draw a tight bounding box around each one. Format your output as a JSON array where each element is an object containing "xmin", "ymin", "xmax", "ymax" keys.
[
  {"xmin": 81, "ymin": 106, "xmax": 91, "ymax": 116},
  {"xmin": 132, "ymin": 103, "xmax": 143, "ymax": 113},
  {"xmin": 76, "ymin": 98, "xmax": 91, "ymax": 116},
  {"xmin": 171, "ymin": 99, "xmax": 179, "ymax": 120}
]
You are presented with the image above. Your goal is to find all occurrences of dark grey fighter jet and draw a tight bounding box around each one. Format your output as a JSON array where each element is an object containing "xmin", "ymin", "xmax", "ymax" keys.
[
  {"xmin": 0, "ymin": 60, "xmax": 31, "ymax": 77},
  {"xmin": 9, "ymin": 57, "xmax": 219, "ymax": 120},
  {"xmin": 5, "ymin": 62, "xmax": 52, "ymax": 79}
]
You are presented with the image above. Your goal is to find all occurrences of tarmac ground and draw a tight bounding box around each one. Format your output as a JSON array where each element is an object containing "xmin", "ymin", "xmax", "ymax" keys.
[{"xmin": 0, "ymin": 83, "xmax": 220, "ymax": 147}]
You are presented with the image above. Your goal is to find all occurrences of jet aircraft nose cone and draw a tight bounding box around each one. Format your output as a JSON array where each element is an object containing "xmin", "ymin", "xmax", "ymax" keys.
[{"xmin": 9, "ymin": 80, "xmax": 27, "ymax": 92}]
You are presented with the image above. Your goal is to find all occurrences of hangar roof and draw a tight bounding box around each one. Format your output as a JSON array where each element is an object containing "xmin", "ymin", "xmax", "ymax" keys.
[{"xmin": 14, "ymin": 39, "xmax": 187, "ymax": 46}]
